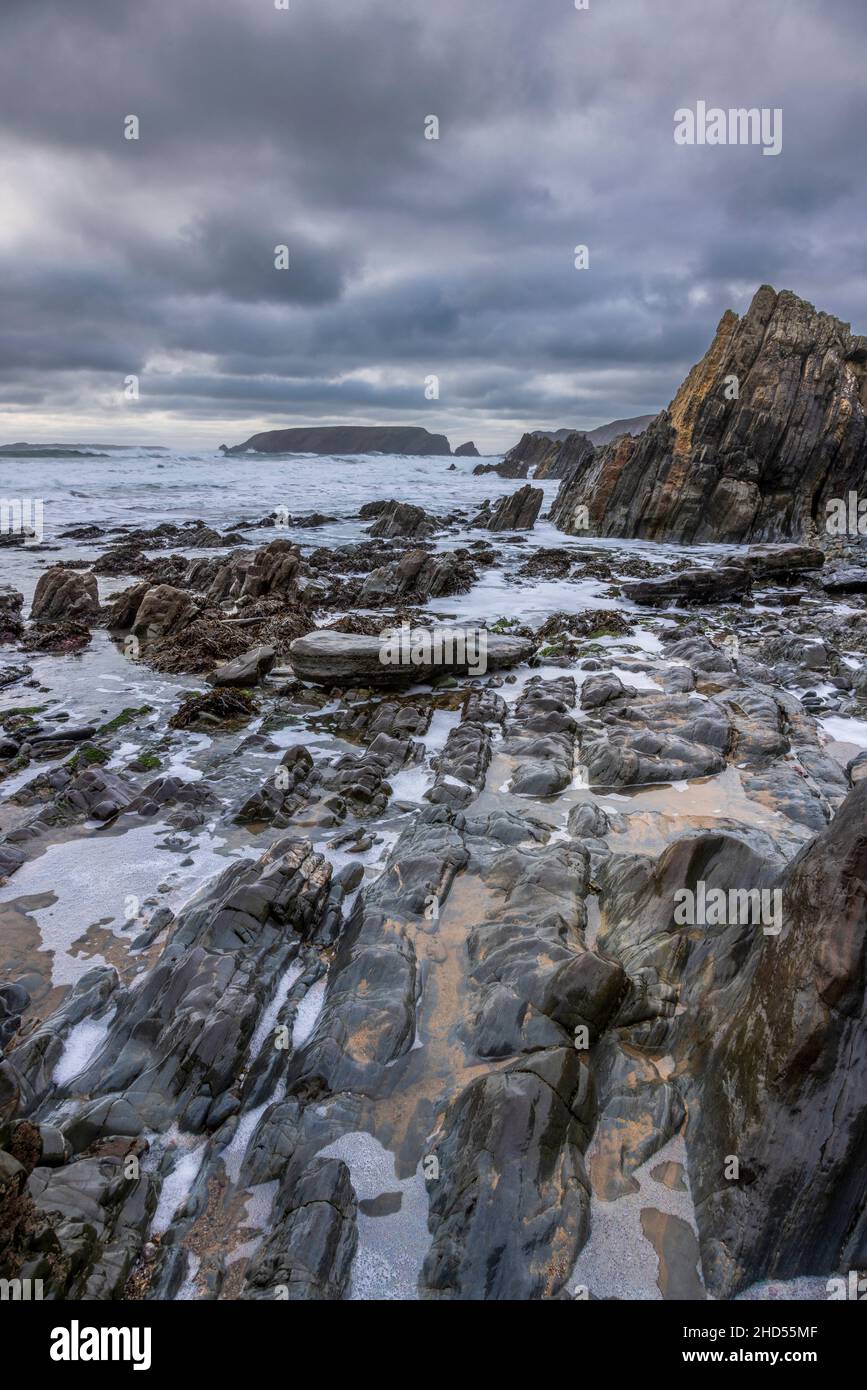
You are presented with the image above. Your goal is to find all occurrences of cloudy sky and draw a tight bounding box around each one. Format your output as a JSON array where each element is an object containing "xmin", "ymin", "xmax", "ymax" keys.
[{"xmin": 1, "ymin": 0, "xmax": 864, "ymax": 452}]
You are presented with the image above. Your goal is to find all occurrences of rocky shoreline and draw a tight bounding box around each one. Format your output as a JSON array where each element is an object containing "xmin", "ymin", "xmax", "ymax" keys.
[
  {"xmin": 1, "ymin": 486, "xmax": 866, "ymax": 1301},
  {"xmin": 2, "ymin": 287, "xmax": 867, "ymax": 1301}
]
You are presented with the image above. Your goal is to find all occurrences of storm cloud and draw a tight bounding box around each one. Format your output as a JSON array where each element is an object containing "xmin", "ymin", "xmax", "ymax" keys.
[{"xmin": 1, "ymin": 0, "xmax": 865, "ymax": 450}]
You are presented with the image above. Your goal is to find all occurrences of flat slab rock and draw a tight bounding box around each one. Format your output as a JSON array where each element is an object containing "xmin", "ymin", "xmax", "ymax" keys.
[
  {"xmin": 289, "ymin": 627, "xmax": 534, "ymax": 686},
  {"xmin": 622, "ymin": 565, "xmax": 750, "ymax": 606},
  {"xmin": 821, "ymin": 566, "xmax": 867, "ymax": 594}
]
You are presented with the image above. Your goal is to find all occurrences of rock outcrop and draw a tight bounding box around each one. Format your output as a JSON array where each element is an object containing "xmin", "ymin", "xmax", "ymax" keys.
[
  {"xmin": 0, "ymin": 586, "xmax": 24, "ymax": 642},
  {"xmin": 622, "ymin": 565, "xmax": 751, "ymax": 607},
  {"xmin": 502, "ymin": 430, "xmax": 595, "ymax": 481},
  {"xmin": 454, "ymin": 441, "xmax": 480, "ymax": 457},
  {"xmin": 362, "ymin": 500, "xmax": 438, "ymax": 540},
  {"xmin": 473, "ymin": 485, "xmax": 544, "ymax": 532},
  {"xmin": 681, "ymin": 780, "xmax": 867, "ymax": 1295},
  {"xmin": 30, "ymin": 569, "xmax": 99, "ymax": 625},
  {"xmin": 551, "ymin": 286, "xmax": 867, "ymax": 543}
]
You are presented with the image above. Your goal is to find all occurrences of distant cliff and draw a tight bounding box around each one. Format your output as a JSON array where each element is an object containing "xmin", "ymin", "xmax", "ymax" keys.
[
  {"xmin": 219, "ymin": 426, "xmax": 453, "ymax": 456},
  {"xmin": 497, "ymin": 415, "xmax": 654, "ymax": 481},
  {"xmin": 550, "ymin": 286, "xmax": 867, "ymax": 543}
]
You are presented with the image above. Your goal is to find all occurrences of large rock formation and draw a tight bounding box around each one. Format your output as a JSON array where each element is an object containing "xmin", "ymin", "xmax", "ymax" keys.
[
  {"xmin": 473, "ymin": 485, "xmax": 544, "ymax": 532},
  {"xmin": 681, "ymin": 779, "xmax": 867, "ymax": 1295},
  {"xmin": 220, "ymin": 426, "xmax": 452, "ymax": 456},
  {"xmin": 551, "ymin": 286, "xmax": 867, "ymax": 543},
  {"xmin": 502, "ymin": 430, "xmax": 596, "ymax": 481}
]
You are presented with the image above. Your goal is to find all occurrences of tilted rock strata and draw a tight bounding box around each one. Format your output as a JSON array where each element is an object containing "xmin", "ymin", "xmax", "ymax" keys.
[{"xmin": 551, "ymin": 285, "xmax": 867, "ymax": 542}]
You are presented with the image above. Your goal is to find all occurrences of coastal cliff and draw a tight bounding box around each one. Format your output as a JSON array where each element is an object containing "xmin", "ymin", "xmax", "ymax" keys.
[{"xmin": 551, "ymin": 286, "xmax": 867, "ymax": 543}]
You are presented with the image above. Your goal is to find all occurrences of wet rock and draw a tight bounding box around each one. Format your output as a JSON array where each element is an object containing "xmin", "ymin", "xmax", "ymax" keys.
[
  {"xmin": 0, "ymin": 983, "xmax": 29, "ymax": 1050},
  {"xmin": 291, "ymin": 811, "xmax": 467, "ymax": 1096},
  {"xmin": 130, "ymin": 584, "xmax": 198, "ymax": 641},
  {"xmin": 62, "ymin": 839, "xmax": 332, "ymax": 1143},
  {"xmin": 199, "ymin": 538, "xmax": 302, "ymax": 604},
  {"xmin": 242, "ymin": 1156, "xmax": 357, "ymax": 1300},
  {"xmin": 680, "ymin": 781, "xmax": 867, "ymax": 1295},
  {"xmin": 364, "ymin": 500, "xmax": 438, "ymax": 540},
  {"xmin": 30, "ymin": 568, "xmax": 99, "ymax": 625},
  {"xmin": 581, "ymin": 685, "xmax": 730, "ymax": 788},
  {"xmin": 623, "ymin": 566, "xmax": 751, "ymax": 606},
  {"xmin": 212, "ymin": 644, "xmax": 276, "ymax": 687},
  {"xmin": 500, "ymin": 677, "xmax": 577, "ymax": 796},
  {"xmin": 0, "ymin": 1141, "xmax": 71, "ymax": 1290},
  {"xmin": 589, "ymin": 1037, "xmax": 686, "ymax": 1199},
  {"xmin": 312, "ymin": 692, "xmax": 434, "ymax": 744},
  {"xmin": 420, "ymin": 1048, "xmax": 593, "ymax": 1300},
  {"xmin": 289, "ymin": 627, "xmax": 533, "ymax": 687},
  {"xmin": 0, "ymin": 663, "xmax": 31, "ymax": 689},
  {"xmin": 100, "ymin": 581, "xmax": 151, "ymax": 630},
  {"xmin": 358, "ymin": 548, "xmax": 476, "ymax": 606},
  {"xmin": 848, "ymin": 750, "xmax": 867, "ymax": 785},
  {"xmin": 128, "ymin": 776, "xmax": 219, "ymax": 830},
  {"xmin": 40, "ymin": 767, "xmax": 138, "ymax": 824},
  {"xmin": 6, "ymin": 967, "xmax": 118, "ymax": 1109},
  {"xmin": 27, "ymin": 1146, "xmax": 157, "ymax": 1297},
  {"xmin": 736, "ymin": 544, "xmax": 825, "ymax": 579},
  {"xmin": 427, "ymin": 687, "xmax": 508, "ymax": 807},
  {"xmin": 473, "ymin": 484, "xmax": 543, "ymax": 532},
  {"xmin": 0, "ymin": 585, "xmax": 25, "ymax": 641},
  {"xmin": 821, "ymin": 566, "xmax": 867, "ymax": 594},
  {"xmin": 454, "ymin": 441, "xmax": 480, "ymax": 457}
]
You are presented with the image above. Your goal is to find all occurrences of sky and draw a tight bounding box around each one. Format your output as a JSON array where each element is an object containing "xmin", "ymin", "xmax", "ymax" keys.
[{"xmin": 0, "ymin": 0, "xmax": 865, "ymax": 454}]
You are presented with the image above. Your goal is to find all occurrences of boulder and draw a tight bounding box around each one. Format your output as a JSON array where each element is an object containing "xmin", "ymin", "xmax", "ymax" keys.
[
  {"xmin": 364, "ymin": 500, "xmax": 437, "ymax": 540},
  {"xmin": 622, "ymin": 565, "xmax": 751, "ymax": 606},
  {"xmin": 200, "ymin": 539, "xmax": 301, "ymax": 604},
  {"xmin": 0, "ymin": 585, "xmax": 24, "ymax": 641},
  {"xmin": 821, "ymin": 566, "xmax": 867, "ymax": 594},
  {"xmin": 358, "ymin": 548, "xmax": 475, "ymax": 605},
  {"xmin": 130, "ymin": 585, "xmax": 197, "ymax": 641},
  {"xmin": 211, "ymin": 644, "xmax": 276, "ymax": 687},
  {"xmin": 736, "ymin": 544, "xmax": 825, "ymax": 579},
  {"xmin": 30, "ymin": 569, "xmax": 99, "ymax": 625},
  {"xmin": 288, "ymin": 628, "xmax": 533, "ymax": 687},
  {"xmin": 473, "ymin": 484, "xmax": 544, "ymax": 532}
]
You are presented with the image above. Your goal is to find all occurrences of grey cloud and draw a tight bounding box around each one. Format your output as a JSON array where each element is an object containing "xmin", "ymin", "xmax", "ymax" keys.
[{"xmin": 0, "ymin": 0, "xmax": 865, "ymax": 448}]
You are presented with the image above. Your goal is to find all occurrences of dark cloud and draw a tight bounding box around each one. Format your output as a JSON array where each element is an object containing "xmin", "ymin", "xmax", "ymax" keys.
[{"xmin": 0, "ymin": 0, "xmax": 865, "ymax": 450}]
